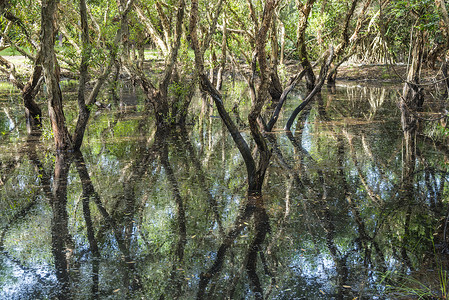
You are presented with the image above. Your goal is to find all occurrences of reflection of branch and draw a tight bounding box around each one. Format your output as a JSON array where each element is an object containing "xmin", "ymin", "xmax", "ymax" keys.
[
  {"xmin": 343, "ymin": 130, "xmax": 383, "ymax": 206},
  {"xmin": 51, "ymin": 153, "xmax": 74, "ymax": 295},
  {"xmin": 336, "ymin": 133, "xmax": 388, "ymax": 274},
  {"xmin": 266, "ymin": 134, "xmax": 322, "ymax": 257},
  {"xmin": 74, "ymin": 152, "xmax": 135, "ymax": 262},
  {"xmin": 74, "ymin": 152, "xmax": 100, "ymax": 298},
  {"xmin": 158, "ymin": 133, "xmax": 187, "ymax": 263},
  {"xmin": 0, "ymin": 193, "xmax": 39, "ymax": 250},
  {"xmin": 246, "ymin": 199, "xmax": 270, "ymax": 300},
  {"xmin": 197, "ymin": 199, "xmax": 257, "ymax": 299},
  {"xmin": 0, "ymin": 251, "xmax": 50, "ymax": 287},
  {"xmin": 178, "ymin": 127, "xmax": 225, "ymax": 236}
]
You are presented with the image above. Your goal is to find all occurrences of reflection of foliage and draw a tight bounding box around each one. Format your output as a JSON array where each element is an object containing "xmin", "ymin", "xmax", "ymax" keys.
[{"xmin": 1, "ymin": 83, "xmax": 449, "ymax": 298}]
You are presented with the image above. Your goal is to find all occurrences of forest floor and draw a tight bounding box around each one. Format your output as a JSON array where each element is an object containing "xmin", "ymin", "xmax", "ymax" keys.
[
  {"xmin": 1, "ymin": 55, "xmax": 443, "ymax": 86},
  {"xmin": 283, "ymin": 60, "xmax": 442, "ymax": 85},
  {"xmin": 334, "ymin": 63, "xmax": 441, "ymax": 84}
]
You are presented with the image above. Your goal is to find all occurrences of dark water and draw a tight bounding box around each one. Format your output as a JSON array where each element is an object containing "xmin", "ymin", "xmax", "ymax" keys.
[{"xmin": 0, "ymin": 81, "xmax": 448, "ymax": 299}]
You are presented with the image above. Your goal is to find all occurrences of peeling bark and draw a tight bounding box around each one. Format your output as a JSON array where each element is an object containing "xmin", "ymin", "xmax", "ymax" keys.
[{"xmin": 41, "ymin": 0, "xmax": 72, "ymax": 150}]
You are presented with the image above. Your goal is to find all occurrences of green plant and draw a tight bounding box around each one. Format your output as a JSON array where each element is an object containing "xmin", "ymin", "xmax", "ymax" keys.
[{"xmin": 382, "ymin": 239, "xmax": 449, "ymax": 299}]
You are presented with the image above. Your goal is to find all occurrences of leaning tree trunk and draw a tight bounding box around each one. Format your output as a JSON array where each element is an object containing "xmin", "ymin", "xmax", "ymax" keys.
[
  {"xmin": 22, "ymin": 60, "xmax": 43, "ymax": 132},
  {"xmin": 326, "ymin": 0, "xmax": 360, "ymax": 84},
  {"xmin": 190, "ymin": 1, "xmax": 277, "ymax": 297},
  {"xmin": 41, "ymin": 0, "xmax": 72, "ymax": 151},
  {"xmin": 0, "ymin": 54, "xmax": 43, "ymax": 132}
]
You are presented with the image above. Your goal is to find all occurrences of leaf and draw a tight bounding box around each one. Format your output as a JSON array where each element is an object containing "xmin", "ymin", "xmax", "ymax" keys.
[{"xmin": 113, "ymin": 289, "xmax": 120, "ymax": 293}]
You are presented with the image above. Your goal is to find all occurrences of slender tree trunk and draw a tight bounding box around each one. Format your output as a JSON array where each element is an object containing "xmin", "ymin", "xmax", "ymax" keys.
[
  {"xmin": 216, "ymin": 15, "xmax": 227, "ymax": 91},
  {"xmin": 269, "ymin": 14, "xmax": 283, "ymax": 103},
  {"xmin": 296, "ymin": 0, "xmax": 316, "ymax": 90},
  {"xmin": 41, "ymin": 0, "xmax": 72, "ymax": 151},
  {"xmin": 72, "ymin": 0, "xmax": 116, "ymax": 150},
  {"xmin": 73, "ymin": 0, "xmax": 90, "ymax": 150},
  {"xmin": 0, "ymin": 52, "xmax": 43, "ymax": 132},
  {"xmin": 279, "ymin": 19, "xmax": 285, "ymax": 65},
  {"xmin": 118, "ymin": 0, "xmax": 130, "ymax": 58},
  {"xmin": 22, "ymin": 62, "xmax": 43, "ymax": 132},
  {"xmin": 400, "ymin": 31, "xmax": 424, "ymax": 178}
]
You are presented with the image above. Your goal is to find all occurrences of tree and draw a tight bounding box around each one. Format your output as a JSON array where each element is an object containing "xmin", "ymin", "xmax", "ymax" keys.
[
  {"xmin": 41, "ymin": 0, "xmax": 72, "ymax": 150},
  {"xmin": 128, "ymin": 0, "xmax": 196, "ymax": 127},
  {"xmin": 190, "ymin": 0, "xmax": 278, "ymax": 297}
]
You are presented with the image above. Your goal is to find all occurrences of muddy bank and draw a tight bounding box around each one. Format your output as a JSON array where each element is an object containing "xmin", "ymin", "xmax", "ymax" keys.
[
  {"xmin": 0, "ymin": 55, "xmax": 443, "ymax": 87},
  {"xmin": 335, "ymin": 63, "xmax": 440, "ymax": 84}
]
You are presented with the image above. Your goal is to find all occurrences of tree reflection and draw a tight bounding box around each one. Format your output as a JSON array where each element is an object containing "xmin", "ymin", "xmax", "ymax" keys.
[
  {"xmin": 2, "ymin": 84, "xmax": 449, "ymax": 299},
  {"xmin": 50, "ymin": 152, "xmax": 73, "ymax": 298},
  {"xmin": 156, "ymin": 128, "xmax": 187, "ymax": 299},
  {"xmin": 74, "ymin": 152, "xmax": 100, "ymax": 299},
  {"xmin": 196, "ymin": 193, "xmax": 270, "ymax": 299}
]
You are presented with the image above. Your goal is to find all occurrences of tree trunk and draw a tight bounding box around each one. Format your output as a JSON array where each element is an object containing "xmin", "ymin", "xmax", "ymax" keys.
[
  {"xmin": 72, "ymin": 0, "xmax": 90, "ymax": 151},
  {"xmin": 326, "ymin": 0, "xmax": 360, "ymax": 84},
  {"xmin": 269, "ymin": 14, "xmax": 283, "ymax": 103},
  {"xmin": 285, "ymin": 47, "xmax": 334, "ymax": 131},
  {"xmin": 296, "ymin": 0, "xmax": 316, "ymax": 90},
  {"xmin": 118, "ymin": 0, "xmax": 130, "ymax": 59},
  {"xmin": 216, "ymin": 15, "xmax": 227, "ymax": 91},
  {"xmin": 279, "ymin": 19, "xmax": 285, "ymax": 65},
  {"xmin": 22, "ymin": 62, "xmax": 43, "ymax": 132},
  {"xmin": 41, "ymin": 0, "xmax": 72, "ymax": 151},
  {"xmin": 400, "ymin": 31, "xmax": 424, "ymax": 178}
]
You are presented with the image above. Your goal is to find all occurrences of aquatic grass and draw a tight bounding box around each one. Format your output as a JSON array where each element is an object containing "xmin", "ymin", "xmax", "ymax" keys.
[
  {"xmin": 381, "ymin": 238, "xmax": 449, "ymax": 299},
  {"xmin": 386, "ymin": 273, "xmax": 448, "ymax": 299},
  {"xmin": 439, "ymin": 268, "xmax": 448, "ymax": 299}
]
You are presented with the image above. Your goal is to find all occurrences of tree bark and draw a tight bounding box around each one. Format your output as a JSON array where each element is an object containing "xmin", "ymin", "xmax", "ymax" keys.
[
  {"xmin": 249, "ymin": 0, "xmax": 276, "ymax": 192},
  {"xmin": 190, "ymin": 0, "xmax": 256, "ymax": 187},
  {"xmin": 285, "ymin": 47, "xmax": 334, "ymax": 131},
  {"xmin": 131, "ymin": 0, "xmax": 186, "ymax": 127},
  {"xmin": 73, "ymin": 0, "xmax": 90, "ymax": 150},
  {"xmin": 41, "ymin": 0, "xmax": 72, "ymax": 151},
  {"xmin": 216, "ymin": 15, "xmax": 227, "ymax": 91},
  {"xmin": 0, "ymin": 54, "xmax": 43, "ymax": 131},
  {"xmin": 22, "ymin": 60, "xmax": 43, "ymax": 132},
  {"xmin": 72, "ymin": 0, "xmax": 114, "ymax": 150},
  {"xmin": 296, "ymin": 0, "xmax": 316, "ymax": 90},
  {"xmin": 326, "ymin": 0, "xmax": 359, "ymax": 84}
]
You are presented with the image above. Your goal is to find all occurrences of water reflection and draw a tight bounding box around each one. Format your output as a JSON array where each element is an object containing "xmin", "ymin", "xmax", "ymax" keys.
[{"xmin": 0, "ymin": 83, "xmax": 448, "ymax": 299}]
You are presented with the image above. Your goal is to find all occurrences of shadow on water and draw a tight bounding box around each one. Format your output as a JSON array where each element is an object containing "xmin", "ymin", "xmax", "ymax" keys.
[{"xmin": 0, "ymin": 82, "xmax": 449, "ymax": 299}]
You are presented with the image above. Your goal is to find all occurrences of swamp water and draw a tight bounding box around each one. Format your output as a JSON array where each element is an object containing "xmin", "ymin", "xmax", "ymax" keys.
[{"xmin": 0, "ymin": 81, "xmax": 448, "ymax": 299}]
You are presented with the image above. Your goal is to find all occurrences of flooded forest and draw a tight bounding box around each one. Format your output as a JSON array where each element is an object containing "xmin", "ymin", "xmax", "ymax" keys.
[{"xmin": 1, "ymin": 0, "xmax": 449, "ymax": 299}]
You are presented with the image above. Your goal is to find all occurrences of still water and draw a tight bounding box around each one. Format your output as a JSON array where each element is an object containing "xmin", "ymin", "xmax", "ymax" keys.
[{"xmin": 0, "ymin": 81, "xmax": 448, "ymax": 299}]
